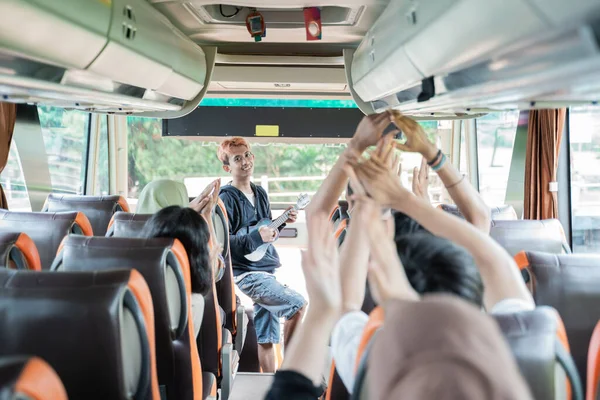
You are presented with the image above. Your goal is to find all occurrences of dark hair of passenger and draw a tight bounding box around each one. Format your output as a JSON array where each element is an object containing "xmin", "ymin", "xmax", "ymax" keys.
[
  {"xmin": 141, "ymin": 206, "xmax": 212, "ymax": 296},
  {"xmin": 393, "ymin": 211, "xmax": 428, "ymax": 237},
  {"xmin": 346, "ymin": 181, "xmax": 354, "ymax": 199},
  {"xmin": 395, "ymin": 232, "xmax": 484, "ymax": 307}
]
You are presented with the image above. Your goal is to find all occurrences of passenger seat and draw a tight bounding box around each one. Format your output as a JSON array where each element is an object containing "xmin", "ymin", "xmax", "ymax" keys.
[
  {"xmin": 349, "ymin": 306, "xmax": 583, "ymax": 400},
  {"xmin": 491, "ymin": 219, "xmax": 571, "ymax": 256},
  {"xmin": 0, "ymin": 268, "xmax": 160, "ymax": 400},
  {"xmin": 515, "ymin": 251, "xmax": 600, "ymax": 391},
  {"xmin": 106, "ymin": 211, "xmax": 150, "ymax": 237},
  {"xmin": 0, "ymin": 210, "xmax": 92, "ymax": 269},
  {"xmin": 52, "ymin": 235, "xmax": 205, "ymax": 400},
  {"xmin": 43, "ymin": 194, "xmax": 129, "ymax": 236},
  {"xmin": 0, "ymin": 356, "xmax": 67, "ymax": 400},
  {"xmin": 437, "ymin": 204, "xmax": 518, "ymax": 220},
  {"xmin": 0, "ymin": 232, "xmax": 41, "ymax": 270}
]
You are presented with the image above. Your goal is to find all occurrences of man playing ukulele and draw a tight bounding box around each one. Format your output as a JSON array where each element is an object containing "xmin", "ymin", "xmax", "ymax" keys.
[{"xmin": 217, "ymin": 137, "xmax": 306, "ymax": 373}]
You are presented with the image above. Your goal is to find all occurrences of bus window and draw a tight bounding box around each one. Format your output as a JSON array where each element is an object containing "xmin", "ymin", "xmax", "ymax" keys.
[
  {"xmin": 570, "ymin": 106, "xmax": 600, "ymax": 253},
  {"xmin": 476, "ymin": 111, "xmax": 520, "ymax": 206},
  {"xmin": 38, "ymin": 106, "xmax": 90, "ymax": 194},
  {"xmin": 94, "ymin": 116, "xmax": 109, "ymax": 195},
  {"xmin": 0, "ymin": 143, "xmax": 31, "ymax": 211},
  {"xmin": 126, "ymin": 115, "xmax": 445, "ymax": 207}
]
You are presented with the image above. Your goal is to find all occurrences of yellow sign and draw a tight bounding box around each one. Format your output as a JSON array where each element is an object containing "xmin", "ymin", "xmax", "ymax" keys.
[
  {"xmin": 255, "ymin": 125, "xmax": 280, "ymax": 137},
  {"xmin": 98, "ymin": 0, "xmax": 112, "ymax": 6}
]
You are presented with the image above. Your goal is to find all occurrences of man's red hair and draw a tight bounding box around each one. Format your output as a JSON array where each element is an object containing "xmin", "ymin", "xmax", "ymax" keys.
[{"xmin": 217, "ymin": 137, "xmax": 251, "ymax": 165}]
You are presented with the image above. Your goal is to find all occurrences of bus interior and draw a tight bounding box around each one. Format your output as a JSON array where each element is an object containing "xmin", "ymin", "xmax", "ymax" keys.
[{"xmin": 2, "ymin": 0, "xmax": 600, "ymax": 399}]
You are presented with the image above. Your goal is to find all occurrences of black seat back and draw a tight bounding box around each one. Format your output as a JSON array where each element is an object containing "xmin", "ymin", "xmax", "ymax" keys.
[
  {"xmin": 44, "ymin": 194, "xmax": 129, "ymax": 236},
  {"xmin": 516, "ymin": 251, "xmax": 600, "ymax": 389},
  {"xmin": 106, "ymin": 212, "xmax": 151, "ymax": 238},
  {"xmin": 52, "ymin": 234, "xmax": 202, "ymax": 400},
  {"xmin": 0, "ymin": 231, "xmax": 41, "ymax": 270},
  {"xmin": 0, "ymin": 210, "xmax": 92, "ymax": 269},
  {"xmin": 493, "ymin": 306, "xmax": 582, "ymax": 400},
  {"xmin": 438, "ymin": 204, "xmax": 518, "ymax": 220},
  {"xmin": 0, "ymin": 268, "xmax": 156, "ymax": 400},
  {"xmin": 491, "ymin": 219, "xmax": 570, "ymax": 256}
]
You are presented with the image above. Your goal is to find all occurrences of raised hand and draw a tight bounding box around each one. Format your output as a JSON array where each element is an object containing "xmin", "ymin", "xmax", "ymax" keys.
[
  {"xmin": 389, "ymin": 111, "xmax": 439, "ymax": 162},
  {"xmin": 349, "ymin": 113, "xmax": 393, "ymax": 152},
  {"xmin": 190, "ymin": 179, "xmax": 221, "ymax": 217},
  {"xmin": 346, "ymin": 155, "xmax": 411, "ymax": 208},
  {"xmin": 412, "ymin": 157, "xmax": 431, "ymax": 204}
]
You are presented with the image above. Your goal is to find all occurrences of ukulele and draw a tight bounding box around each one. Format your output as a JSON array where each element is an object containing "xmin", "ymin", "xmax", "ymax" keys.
[{"xmin": 240, "ymin": 193, "xmax": 310, "ymax": 262}]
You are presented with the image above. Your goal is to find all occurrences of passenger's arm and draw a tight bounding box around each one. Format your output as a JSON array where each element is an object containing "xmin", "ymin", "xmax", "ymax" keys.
[
  {"xmin": 347, "ymin": 170, "xmax": 419, "ymax": 304},
  {"xmin": 348, "ymin": 155, "xmax": 534, "ymax": 311},
  {"xmin": 338, "ymin": 208, "xmax": 370, "ymax": 314},
  {"xmin": 278, "ymin": 212, "xmax": 341, "ymax": 385},
  {"xmin": 219, "ymin": 194, "xmax": 270, "ymax": 254},
  {"xmin": 306, "ymin": 113, "xmax": 391, "ymax": 216},
  {"xmin": 391, "ymin": 113, "xmax": 491, "ymax": 233}
]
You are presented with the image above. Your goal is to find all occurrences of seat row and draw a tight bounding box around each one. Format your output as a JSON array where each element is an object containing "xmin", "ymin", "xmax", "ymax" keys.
[
  {"xmin": 326, "ymin": 201, "xmax": 582, "ymax": 400},
  {"xmin": 0, "ymin": 194, "xmax": 260, "ymax": 400},
  {"xmin": 330, "ymin": 202, "xmax": 571, "ymax": 256}
]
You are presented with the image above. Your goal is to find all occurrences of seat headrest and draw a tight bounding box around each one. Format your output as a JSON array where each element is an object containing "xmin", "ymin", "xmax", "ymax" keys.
[
  {"xmin": 0, "ymin": 356, "xmax": 68, "ymax": 400},
  {"xmin": 0, "ymin": 210, "xmax": 92, "ymax": 269},
  {"xmin": 437, "ymin": 204, "xmax": 518, "ymax": 221},
  {"xmin": 107, "ymin": 212, "xmax": 152, "ymax": 238},
  {"xmin": 44, "ymin": 194, "xmax": 129, "ymax": 236},
  {"xmin": 515, "ymin": 251, "xmax": 600, "ymax": 389},
  {"xmin": 0, "ymin": 232, "xmax": 41, "ymax": 271},
  {"xmin": 0, "ymin": 268, "xmax": 157, "ymax": 400},
  {"xmin": 491, "ymin": 219, "xmax": 570, "ymax": 256},
  {"xmin": 53, "ymin": 235, "xmax": 192, "ymax": 393}
]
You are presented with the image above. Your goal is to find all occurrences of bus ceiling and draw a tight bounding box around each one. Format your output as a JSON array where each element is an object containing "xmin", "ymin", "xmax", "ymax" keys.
[{"xmin": 0, "ymin": 1, "xmax": 600, "ymax": 117}]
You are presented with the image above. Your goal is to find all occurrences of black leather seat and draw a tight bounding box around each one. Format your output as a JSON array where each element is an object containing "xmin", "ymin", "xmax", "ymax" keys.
[
  {"xmin": 0, "ymin": 232, "xmax": 41, "ymax": 270},
  {"xmin": 52, "ymin": 235, "xmax": 205, "ymax": 400},
  {"xmin": 214, "ymin": 199, "xmax": 247, "ymax": 357},
  {"xmin": 0, "ymin": 268, "xmax": 160, "ymax": 400},
  {"xmin": 493, "ymin": 307, "xmax": 583, "ymax": 400},
  {"xmin": 491, "ymin": 219, "xmax": 570, "ymax": 256},
  {"xmin": 0, "ymin": 210, "xmax": 93, "ymax": 270},
  {"xmin": 43, "ymin": 194, "xmax": 130, "ymax": 236},
  {"xmin": 330, "ymin": 200, "xmax": 350, "ymax": 231},
  {"xmin": 109, "ymin": 206, "xmax": 246, "ymax": 398},
  {"xmin": 515, "ymin": 251, "xmax": 600, "ymax": 390},
  {"xmin": 0, "ymin": 356, "xmax": 68, "ymax": 400},
  {"xmin": 106, "ymin": 212, "xmax": 151, "ymax": 238},
  {"xmin": 438, "ymin": 204, "xmax": 518, "ymax": 220}
]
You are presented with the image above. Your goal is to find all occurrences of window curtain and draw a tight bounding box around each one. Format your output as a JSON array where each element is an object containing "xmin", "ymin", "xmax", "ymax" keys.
[
  {"xmin": 524, "ymin": 109, "xmax": 566, "ymax": 220},
  {"xmin": 0, "ymin": 102, "xmax": 17, "ymax": 209}
]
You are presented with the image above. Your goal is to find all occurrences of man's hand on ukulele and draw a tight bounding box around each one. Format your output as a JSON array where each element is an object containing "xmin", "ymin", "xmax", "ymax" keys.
[
  {"xmin": 259, "ymin": 226, "xmax": 277, "ymax": 243},
  {"xmin": 285, "ymin": 206, "xmax": 298, "ymax": 224}
]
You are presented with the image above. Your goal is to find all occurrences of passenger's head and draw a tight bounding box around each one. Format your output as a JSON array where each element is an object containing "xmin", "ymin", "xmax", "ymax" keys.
[
  {"xmin": 369, "ymin": 295, "xmax": 532, "ymax": 400},
  {"xmin": 137, "ymin": 179, "xmax": 189, "ymax": 214},
  {"xmin": 394, "ymin": 231, "xmax": 484, "ymax": 307},
  {"xmin": 217, "ymin": 137, "xmax": 254, "ymax": 179},
  {"xmin": 141, "ymin": 206, "xmax": 212, "ymax": 296}
]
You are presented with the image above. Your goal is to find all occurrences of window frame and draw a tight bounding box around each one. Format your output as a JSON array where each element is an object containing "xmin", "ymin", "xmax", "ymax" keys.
[{"xmin": 558, "ymin": 108, "xmax": 573, "ymax": 248}]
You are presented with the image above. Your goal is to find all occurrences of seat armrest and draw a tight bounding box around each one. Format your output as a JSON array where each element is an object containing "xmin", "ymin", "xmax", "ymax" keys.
[
  {"xmin": 221, "ymin": 342, "xmax": 239, "ymax": 400},
  {"xmin": 235, "ymin": 305, "xmax": 248, "ymax": 353}
]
